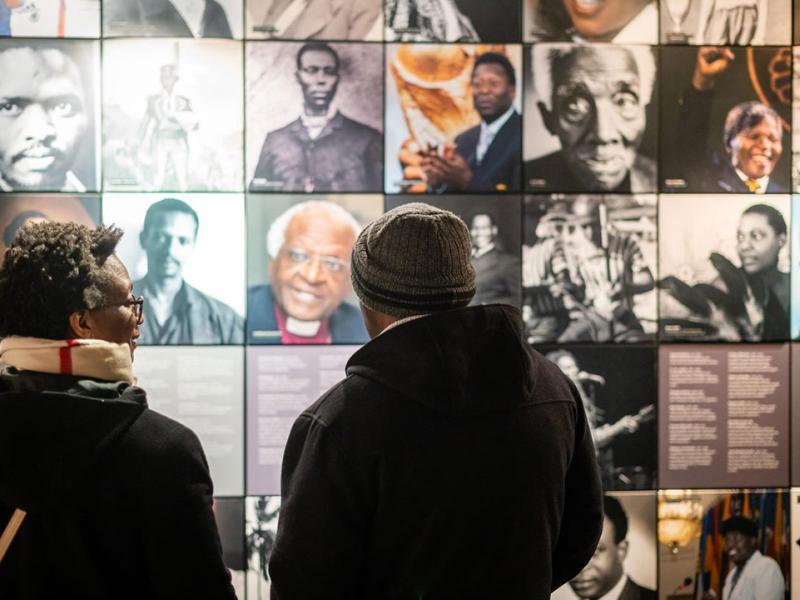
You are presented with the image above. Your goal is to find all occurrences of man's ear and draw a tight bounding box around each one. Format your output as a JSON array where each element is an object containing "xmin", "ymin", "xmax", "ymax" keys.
[
  {"xmin": 538, "ymin": 101, "xmax": 556, "ymax": 136},
  {"xmin": 68, "ymin": 310, "xmax": 93, "ymax": 340},
  {"xmin": 616, "ymin": 539, "xmax": 629, "ymax": 563}
]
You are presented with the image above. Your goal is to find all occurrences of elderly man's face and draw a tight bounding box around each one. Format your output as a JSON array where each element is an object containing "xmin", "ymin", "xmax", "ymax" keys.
[
  {"xmin": 544, "ymin": 47, "xmax": 646, "ymax": 191},
  {"xmin": 560, "ymin": 0, "xmax": 651, "ymax": 42},
  {"xmin": 0, "ymin": 47, "xmax": 87, "ymax": 189},
  {"xmin": 296, "ymin": 49, "xmax": 339, "ymax": 113},
  {"xmin": 270, "ymin": 209, "xmax": 356, "ymax": 322},
  {"xmin": 569, "ymin": 517, "xmax": 626, "ymax": 598},
  {"xmin": 730, "ymin": 118, "xmax": 782, "ymax": 179}
]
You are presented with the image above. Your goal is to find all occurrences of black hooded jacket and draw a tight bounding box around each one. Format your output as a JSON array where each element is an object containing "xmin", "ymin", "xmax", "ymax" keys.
[
  {"xmin": 270, "ymin": 304, "xmax": 603, "ymax": 599},
  {"xmin": 0, "ymin": 368, "xmax": 236, "ymax": 599}
]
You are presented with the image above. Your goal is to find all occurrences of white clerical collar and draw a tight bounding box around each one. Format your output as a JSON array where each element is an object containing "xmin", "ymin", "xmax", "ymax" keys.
[
  {"xmin": 285, "ymin": 316, "xmax": 321, "ymax": 337},
  {"xmin": 597, "ymin": 574, "xmax": 629, "ymax": 600},
  {"xmin": 734, "ymin": 167, "xmax": 769, "ymax": 194},
  {"xmin": 482, "ymin": 104, "xmax": 515, "ymax": 136}
]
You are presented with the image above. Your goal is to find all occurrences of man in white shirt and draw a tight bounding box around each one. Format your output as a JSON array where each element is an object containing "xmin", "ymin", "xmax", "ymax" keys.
[
  {"xmin": 421, "ymin": 52, "xmax": 521, "ymax": 192},
  {"xmin": 712, "ymin": 516, "xmax": 784, "ymax": 600},
  {"xmin": 569, "ymin": 495, "xmax": 655, "ymax": 600}
]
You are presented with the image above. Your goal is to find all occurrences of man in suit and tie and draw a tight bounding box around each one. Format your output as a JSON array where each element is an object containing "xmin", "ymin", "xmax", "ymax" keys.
[
  {"xmin": 569, "ymin": 495, "xmax": 656, "ymax": 600},
  {"xmin": 421, "ymin": 52, "xmax": 521, "ymax": 193},
  {"xmin": 674, "ymin": 47, "xmax": 787, "ymax": 194}
]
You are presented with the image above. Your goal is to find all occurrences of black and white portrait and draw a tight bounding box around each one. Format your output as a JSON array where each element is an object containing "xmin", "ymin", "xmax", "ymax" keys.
[
  {"xmin": 522, "ymin": 194, "xmax": 656, "ymax": 343},
  {"xmin": 246, "ymin": 496, "xmax": 281, "ymax": 600},
  {"xmin": 525, "ymin": 0, "xmax": 657, "ymax": 44},
  {"xmin": 552, "ymin": 493, "xmax": 656, "ymax": 600},
  {"xmin": 386, "ymin": 195, "xmax": 522, "ymax": 306},
  {"xmin": 385, "ymin": 0, "xmax": 521, "ymax": 42},
  {"xmin": 104, "ymin": 0, "xmax": 243, "ymax": 38},
  {"xmin": 660, "ymin": 0, "xmax": 791, "ymax": 44},
  {"xmin": 659, "ymin": 194, "xmax": 791, "ymax": 342},
  {"xmin": 1, "ymin": 0, "xmax": 99, "ymax": 37},
  {"xmin": 213, "ymin": 498, "xmax": 246, "ymax": 600},
  {"xmin": 246, "ymin": 0, "xmax": 381, "ymax": 40},
  {"xmin": 523, "ymin": 43, "xmax": 657, "ymax": 194},
  {"xmin": 103, "ymin": 39, "xmax": 243, "ymax": 192},
  {"xmin": 247, "ymin": 42, "xmax": 383, "ymax": 193},
  {"xmin": 0, "ymin": 194, "xmax": 99, "ymax": 259},
  {"xmin": 102, "ymin": 193, "xmax": 245, "ymax": 345},
  {"xmin": 539, "ymin": 346, "xmax": 657, "ymax": 491},
  {"xmin": 246, "ymin": 195, "xmax": 382, "ymax": 345},
  {"xmin": 385, "ymin": 44, "xmax": 523, "ymax": 194},
  {"xmin": 660, "ymin": 46, "xmax": 792, "ymax": 194},
  {"xmin": 0, "ymin": 40, "xmax": 99, "ymax": 192},
  {"xmin": 793, "ymin": 47, "xmax": 800, "ymax": 193}
]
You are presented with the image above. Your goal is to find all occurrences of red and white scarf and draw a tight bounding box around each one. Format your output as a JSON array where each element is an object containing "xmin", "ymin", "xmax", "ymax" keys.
[{"xmin": 0, "ymin": 337, "xmax": 135, "ymax": 385}]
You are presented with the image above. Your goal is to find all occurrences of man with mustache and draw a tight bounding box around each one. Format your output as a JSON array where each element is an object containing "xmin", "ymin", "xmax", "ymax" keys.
[
  {"xmin": 676, "ymin": 47, "xmax": 786, "ymax": 194},
  {"xmin": 249, "ymin": 42, "xmax": 382, "ymax": 193},
  {"xmin": 0, "ymin": 43, "xmax": 91, "ymax": 192},
  {"xmin": 246, "ymin": 200, "xmax": 368, "ymax": 344},
  {"xmin": 569, "ymin": 495, "xmax": 655, "ymax": 600},
  {"xmin": 133, "ymin": 197, "xmax": 243, "ymax": 344},
  {"xmin": 524, "ymin": 44, "xmax": 656, "ymax": 193}
]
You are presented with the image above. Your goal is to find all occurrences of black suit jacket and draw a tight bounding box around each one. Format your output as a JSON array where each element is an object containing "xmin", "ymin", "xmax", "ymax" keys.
[
  {"xmin": 104, "ymin": 0, "xmax": 233, "ymax": 37},
  {"xmin": 450, "ymin": 110, "xmax": 521, "ymax": 192},
  {"xmin": 619, "ymin": 577, "xmax": 657, "ymax": 600}
]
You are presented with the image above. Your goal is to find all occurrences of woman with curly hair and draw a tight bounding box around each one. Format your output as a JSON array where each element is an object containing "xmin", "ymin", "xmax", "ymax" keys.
[{"xmin": 0, "ymin": 222, "xmax": 236, "ymax": 599}]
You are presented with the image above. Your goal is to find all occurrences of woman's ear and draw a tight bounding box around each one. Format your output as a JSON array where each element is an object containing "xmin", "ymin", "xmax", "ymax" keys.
[{"xmin": 67, "ymin": 310, "xmax": 92, "ymax": 340}]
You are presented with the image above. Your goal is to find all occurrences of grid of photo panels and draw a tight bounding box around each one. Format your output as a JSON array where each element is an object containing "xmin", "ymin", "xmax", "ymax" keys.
[{"xmin": 4, "ymin": 0, "xmax": 800, "ymax": 597}]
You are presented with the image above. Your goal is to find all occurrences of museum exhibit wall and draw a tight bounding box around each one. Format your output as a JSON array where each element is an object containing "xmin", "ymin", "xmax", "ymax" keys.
[{"xmin": 2, "ymin": 1, "xmax": 800, "ymax": 597}]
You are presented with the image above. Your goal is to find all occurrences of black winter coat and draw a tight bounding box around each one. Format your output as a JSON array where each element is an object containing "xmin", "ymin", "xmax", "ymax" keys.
[
  {"xmin": 0, "ymin": 368, "xmax": 237, "ymax": 600},
  {"xmin": 270, "ymin": 304, "xmax": 603, "ymax": 599}
]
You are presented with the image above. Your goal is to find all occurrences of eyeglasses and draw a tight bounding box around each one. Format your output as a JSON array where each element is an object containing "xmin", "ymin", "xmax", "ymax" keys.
[
  {"xmin": 283, "ymin": 247, "xmax": 349, "ymax": 275},
  {"xmin": 100, "ymin": 295, "xmax": 145, "ymax": 324}
]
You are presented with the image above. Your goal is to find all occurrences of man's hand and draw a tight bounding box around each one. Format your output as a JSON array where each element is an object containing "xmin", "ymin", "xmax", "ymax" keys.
[
  {"xmin": 692, "ymin": 47, "xmax": 735, "ymax": 91},
  {"xmin": 398, "ymin": 139, "xmax": 428, "ymax": 193},
  {"xmin": 421, "ymin": 143, "xmax": 473, "ymax": 191}
]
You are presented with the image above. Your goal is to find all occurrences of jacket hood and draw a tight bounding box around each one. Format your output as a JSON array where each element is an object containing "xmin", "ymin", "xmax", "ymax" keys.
[
  {"xmin": 0, "ymin": 367, "xmax": 147, "ymax": 512},
  {"xmin": 346, "ymin": 304, "xmax": 536, "ymax": 416}
]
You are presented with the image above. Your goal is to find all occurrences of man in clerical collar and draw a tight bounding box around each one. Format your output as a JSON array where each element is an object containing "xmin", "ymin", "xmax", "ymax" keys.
[
  {"xmin": 246, "ymin": 201, "xmax": 368, "ymax": 345},
  {"xmin": 249, "ymin": 42, "xmax": 382, "ymax": 193},
  {"xmin": 133, "ymin": 197, "xmax": 243, "ymax": 345},
  {"xmin": 569, "ymin": 495, "xmax": 656, "ymax": 600},
  {"xmin": 0, "ymin": 44, "xmax": 91, "ymax": 192},
  {"xmin": 420, "ymin": 52, "xmax": 521, "ymax": 193}
]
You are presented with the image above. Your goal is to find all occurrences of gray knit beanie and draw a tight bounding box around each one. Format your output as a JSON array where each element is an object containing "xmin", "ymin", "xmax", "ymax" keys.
[{"xmin": 351, "ymin": 203, "xmax": 476, "ymax": 318}]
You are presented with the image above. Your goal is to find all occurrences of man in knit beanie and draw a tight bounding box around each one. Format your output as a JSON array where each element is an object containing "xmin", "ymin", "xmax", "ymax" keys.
[{"xmin": 270, "ymin": 203, "xmax": 603, "ymax": 599}]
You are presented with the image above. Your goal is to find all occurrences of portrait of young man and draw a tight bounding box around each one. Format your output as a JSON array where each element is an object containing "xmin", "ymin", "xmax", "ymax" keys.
[
  {"xmin": 661, "ymin": 46, "xmax": 790, "ymax": 194},
  {"xmin": 524, "ymin": 43, "xmax": 657, "ymax": 194},
  {"xmin": 247, "ymin": 0, "xmax": 381, "ymax": 40},
  {"xmin": 248, "ymin": 42, "xmax": 383, "ymax": 194},
  {"xmin": 104, "ymin": 0, "xmax": 241, "ymax": 38},
  {"xmin": 246, "ymin": 198, "xmax": 380, "ymax": 345},
  {"xmin": 103, "ymin": 194, "xmax": 245, "ymax": 345},
  {"xmin": 0, "ymin": 40, "xmax": 99, "ymax": 192}
]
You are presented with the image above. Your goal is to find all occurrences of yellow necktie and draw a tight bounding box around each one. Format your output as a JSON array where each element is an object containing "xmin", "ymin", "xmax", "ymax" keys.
[{"xmin": 745, "ymin": 178, "xmax": 760, "ymax": 193}]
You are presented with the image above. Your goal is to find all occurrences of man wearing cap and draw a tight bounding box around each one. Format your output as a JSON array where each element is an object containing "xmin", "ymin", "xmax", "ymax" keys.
[
  {"xmin": 269, "ymin": 202, "xmax": 604, "ymax": 598},
  {"xmin": 706, "ymin": 516, "xmax": 784, "ymax": 600}
]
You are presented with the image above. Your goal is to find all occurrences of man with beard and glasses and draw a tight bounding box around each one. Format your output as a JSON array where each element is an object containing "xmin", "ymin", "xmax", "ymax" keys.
[
  {"xmin": 133, "ymin": 198, "xmax": 243, "ymax": 344},
  {"xmin": 569, "ymin": 495, "xmax": 655, "ymax": 600},
  {"xmin": 674, "ymin": 47, "xmax": 787, "ymax": 194},
  {"xmin": 420, "ymin": 52, "xmax": 521, "ymax": 193},
  {"xmin": 525, "ymin": 44, "xmax": 656, "ymax": 193},
  {"xmin": 249, "ymin": 42, "xmax": 382, "ymax": 193},
  {"xmin": 0, "ymin": 44, "xmax": 91, "ymax": 192}
]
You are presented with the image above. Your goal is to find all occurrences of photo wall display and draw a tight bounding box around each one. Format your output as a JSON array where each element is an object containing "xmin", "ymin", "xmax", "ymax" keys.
[{"xmin": 8, "ymin": 2, "xmax": 800, "ymax": 597}]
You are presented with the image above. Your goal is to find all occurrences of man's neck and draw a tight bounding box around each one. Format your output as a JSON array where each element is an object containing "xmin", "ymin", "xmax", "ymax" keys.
[
  {"xmin": 482, "ymin": 104, "xmax": 513, "ymax": 125},
  {"xmin": 142, "ymin": 274, "xmax": 183, "ymax": 300},
  {"xmin": 304, "ymin": 104, "xmax": 331, "ymax": 117}
]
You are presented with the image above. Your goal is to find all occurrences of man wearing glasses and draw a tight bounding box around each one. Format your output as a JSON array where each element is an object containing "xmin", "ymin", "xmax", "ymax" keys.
[
  {"xmin": 247, "ymin": 200, "xmax": 368, "ymax": 344},
  {"xmin": 248, "ymin": 42, "xmax": 383, "ymax": 193},
  {"xmin": 133, "ymin": 197, "xmax": 243, "ymax": 345}
]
